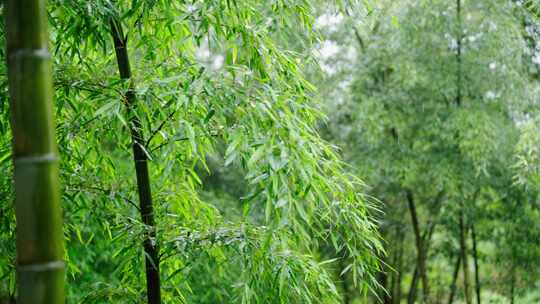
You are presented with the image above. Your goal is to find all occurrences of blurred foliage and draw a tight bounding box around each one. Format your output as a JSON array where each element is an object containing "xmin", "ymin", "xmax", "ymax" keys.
[{"xmin": 313, "ymin": 0, "xmax": 540, "ymax": 303}]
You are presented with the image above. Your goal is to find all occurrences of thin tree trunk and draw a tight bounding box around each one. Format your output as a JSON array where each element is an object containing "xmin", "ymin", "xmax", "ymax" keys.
[
  {"xmin": 390, "ymin": 225, "xmax": 404, "ymax": 304},
  {"xmin": 389, "ymin": 249, "xmax": 397, "ymax": 304},
  {"xmin": 459, "ymin": 209, "xmax": 471, "ymax": 304},
  {"xmin": 342, "ymin": 278, "xmax": 351, "ymax": 304},
  {"xmin": 471, "ymin": 223, "xmax": 481, "ymax": 304},
  {"xmin": 378, "ymin": 271, "xmax": 390, "ymax": 304},
  {"xmin": 407, "ymin": 266, "xmax": 419, "ymax": 304},
  {"xmin": 468, "ymin": 190, "xmax": 481, "ymax": 304},
  {"xmin": 406, "ymin": 190, "xmax": 429, "ymax": 302},
  {"xmin": 4, "ymin": 1, "xmax": 65, "ymax": 303},
  {"xmin": 377, "ymin": 221, "xmax": 392, "ymax": 304},
  {"xmin": 455, "ymin": 1, "xmax": 471, "ymax": 302},
  {"xmin": 377, "ymin": 262, "xmax": 392, "ymax": 304},
  {"xmin": 393, "ymin": 229, "xmax": 404, "ymax": 304},
  {"xmin": 406, "ymin": 191, "xmax": 445, "ymax": 304},
  {"xmin": 407, "ymin": 227, "xmax": 434, "ymax": 303},
  {"xmin": 456, "ymin": 0, "xmax": 463, "ymax": 107},
  {"xmin": 447, "ymin": 255, "xmax": 461, "ymax": 304},
  {"xmin": 510, "ymin": 269, "xmax": 515, "ymax": 304},
  {"xmin": 339, "ymin": 256, "xmax": 351, "ymax": 304},
  {"xmin": 110, "ymin": 19, "xmax": 161, "ymax": 304}
]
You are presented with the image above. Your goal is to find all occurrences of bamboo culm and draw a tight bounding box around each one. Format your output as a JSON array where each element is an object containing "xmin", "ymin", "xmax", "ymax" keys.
[
  {"xmin": 4, "ymin": 0, "xmax": 65, "ymax": 303},
  {"xmin": 393, "ymin": 227, "xmax": 404, "ymax": 304},
  {"xmin": 110, "ymin": 19, "xmax": 161, "ymax": 304},
  {"xmin": 447, "ymin": 255, "xmax": 461, "ymax": 304},
  {"xmin": 455, "ymin": 2, "xmax": 471, "ymax": 302},
  {"xmin": 406, "ymin": 190, "xmax": 430, "ymax": 302},
  {"xmin": 459, "ymin": 209, "xmax": 472, "ymax": 304}
]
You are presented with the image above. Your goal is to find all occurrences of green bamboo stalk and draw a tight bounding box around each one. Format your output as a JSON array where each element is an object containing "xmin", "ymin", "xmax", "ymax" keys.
[{"xmin": 4, "ymin": 1, "xmax": 65, "ymax": 303}]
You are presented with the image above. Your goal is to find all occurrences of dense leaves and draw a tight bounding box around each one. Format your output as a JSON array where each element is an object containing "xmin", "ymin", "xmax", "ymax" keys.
[{"xmin": 0, "ymin": 1, "xmax": 382, "ymax": 303}]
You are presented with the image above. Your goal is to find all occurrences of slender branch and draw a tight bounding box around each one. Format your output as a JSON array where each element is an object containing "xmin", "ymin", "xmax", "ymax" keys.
[
  {"xmin": 145, "ymin": 108, "xmax": 178, "ymax": 147},
  {"xmin": 65, "ymin": 184, "xmax": 140, "ymax": 211},
  {"xmin": 150, "ymin": 131, "xmax": 221, "ymax": 152},
  {"xmin": 344, "ymin": 8, "xmax": 366, "ymax": 52}
]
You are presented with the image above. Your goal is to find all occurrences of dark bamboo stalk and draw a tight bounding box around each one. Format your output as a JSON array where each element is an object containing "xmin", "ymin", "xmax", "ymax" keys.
[
  {"xmin": 110, "ymin": 19, "xmax": 161, "ymax": 304},
  {"xmin": 376, "ymin": 220, "xmax": 392, "ymax": 304},
  {"xmin": 407, "ymin": 191, "xmax": 445, "ymax": 304},
  {"xmin": 455, "ymin": 1, "xmax": 471, "ymax": 302},
  {"xmin": 459, "ymin": 208, "xmax": 471, "ymax": 304},
  {"xmin": 388, "ymin": 224, "xmax": 403, "ymax": 304},
  {"xmin": 378, "ymin": 261, "xmax": 391, "ymax": 304},
  {"xmin": 4, "ymin": 0, "xmax": 65, "ymax": 303},
  {"xmin": 407, "ymin": 234, "xmax": 431, "ymax": 303},
  {"xmin": 456, "ymin": 0, "xmax": 462, "ymax": 107},
  {"xmin": 393, "ymin": 227, "xmax": 404, "ymax": 304},
  {"xmin": 469, "ymin": 190, "xmax": 481, "ymax": 304},
  {"xmin": 407, "ymin": 266, "xmax": 419, "ymax": 304},
  {"xmin": 339, "ymin": 254, "xmax": 351, "ymax": 304},
  {"xmin": 471, "ymin": 223, "xmax": 481, "ymax": 304},
  {"xmin": 447, "ymin": 255, "xmax": 461, "ymax": 304},
  {"xmin": 406, "ymin": 190, "xmax": 430, "ymax": 302},
  {"xmin": 389, "ymin": 248, "xmax": 397, "ymax": 304},
  {"xmin": 510, "ymin": 270, "xmax": 515, "ymax": 304}
]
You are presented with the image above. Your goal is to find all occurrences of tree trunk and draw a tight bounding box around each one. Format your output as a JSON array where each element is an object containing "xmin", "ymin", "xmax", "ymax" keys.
[
  {"xmin": 471, "ymin": 223, "xmax": 481, "ymax": 304},
  {"xmin": 406, "ymin": 191, "xmax": 445, "ymax": 304},
  {"xmin": 377, "ymin": 263, "xmax": 392, "ymax": 304},
  {"xmin": 4, "ymin": 1, "xmax": 65, "ymax": 303},
  {"xmin": 392, "ymin": 226, "xmax": 404, "ymax": 304},
  {"xmin": 339, "ymin": 256, "xmax": 351, "ymax": 304},
  {"xmin": 456, "ymin": 0, "xmax": 463, "ymax": 107},
  {"xmin": 407, "ymin": 266, "xmax": 419, "ymax": 304},
  {"xmin": 510, "ymin": 269, "xmax": 515, "ymax": 304},
  {"xmin": 406, "ymin": 190, "xmax": 429, "ymax": 302},
  {"xmin": 389, "ymin": 225, "xmax": 403, "ymax": 304},
  {"xmin": 110, "ymin": 19, "xmax": 161, "ymax": 304},
  {"xmin": 376, "ymin": 222, "xmax": 392, "ymax": 304},
  {"xmin": 455, "ymin": 2, "xmax": 470, "ymax": 301},
  {"xmin": 447, "ymin": 255, "xmax": 461, "ymax": 304},
  {"xmin": 459, "ymin": 209, "xmax": 471, "ymax": 304}
]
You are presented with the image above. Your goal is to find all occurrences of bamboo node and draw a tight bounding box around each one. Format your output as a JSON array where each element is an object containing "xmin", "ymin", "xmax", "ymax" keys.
[
  {"xmin": 14, "ymin": 153, "xmax": 59, "ymax": 164},
  {"xmin": 18, "ymin": 260, "xmax": 65, "ymax": 273},
  {"xmin": 9, "ymin": 48, "xmax": 51, "ymax": 60}
]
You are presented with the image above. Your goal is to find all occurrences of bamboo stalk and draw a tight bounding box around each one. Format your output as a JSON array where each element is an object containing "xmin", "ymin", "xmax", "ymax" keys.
[
  {"xmin": 4, "ymin": 1, "xmax": 65, "ymax": 303},
  {"xmin": 447, "ymin": 255, "xmax": 461, "ymax": 304},
  {"xmin": 393, "ymin": 226, "xmax": 404, "ymax": 304},
  {"xmin": 471, "ymin": 223, "xmax": 481, "ymax": 304},
  {"xmin": 459, "ymin": 208, "xmax": 472, "ymax": 304},
  {"xmin": 109, "ymin": 18, "xmax": 161, "ymax": 304},
  {"xmin": 405, "ymin": 190, "xmax": 430, "ymax": 302},
  {"xmin": 470, "ymin": 191, "xmax": 481, "ymax": 304},
  {"xmin": 456, "ymin": 0, "xmax": 463, "ymax": 107}
]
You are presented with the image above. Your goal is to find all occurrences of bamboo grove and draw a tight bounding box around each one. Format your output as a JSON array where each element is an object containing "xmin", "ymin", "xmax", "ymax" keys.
[
  {"xmin": 2, "ymin": 0, "xmax": 540, "ymax": 303},
  {"xmin": 0, "ymin": 1, "xmax": 382, "ymax": 303},
  {"xmin": 315, "ymin": 0, "xmax": 540, "ymax": 303}
]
